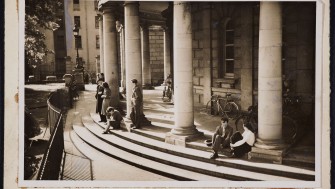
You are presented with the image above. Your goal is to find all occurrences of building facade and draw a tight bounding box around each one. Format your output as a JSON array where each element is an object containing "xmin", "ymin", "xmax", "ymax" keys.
[{"xmin": 97, "ymin": 1, "xmax": 316, "ymax": 162}]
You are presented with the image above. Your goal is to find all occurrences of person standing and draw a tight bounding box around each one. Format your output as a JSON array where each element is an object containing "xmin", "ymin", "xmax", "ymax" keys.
[
  {"xmin": 101, "ymin": 82, "xmax": 111, "ymax": 123},
  {"xmin": 95, "ymin": 78, "xmax": 106, "ymax": 122},
  {"xmin": 209, "ymin": 117, "xmax": 234, "ymax": 159},
  {"xmin": 102, "ymin": 107, "xmax": 123, "ymax": 134},
  {"xmin": 130, "ymin": 79, "xmax": 143, "ymax": 129}
]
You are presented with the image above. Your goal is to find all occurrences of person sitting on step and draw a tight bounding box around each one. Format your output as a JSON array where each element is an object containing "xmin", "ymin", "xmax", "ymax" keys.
[
  {"xmin": 209, "ymin": 117, "xmax": 233, "ymax": 159},
  {"xmin": 230, "ymin": 122, "xmax": 256, "ymax": 158},
  {"xmin": 102, "ymin": 107, "xmax": 123, "ymax": 134}
]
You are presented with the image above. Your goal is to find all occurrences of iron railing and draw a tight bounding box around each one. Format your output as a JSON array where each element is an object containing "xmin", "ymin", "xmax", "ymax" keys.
[
  {"xmin": 37, "ymin": 113, "xmax": 64, "ymax": 180},
  {"xmin": 37, "ymin": 90, "xmax": 68, "ymax": 180}
]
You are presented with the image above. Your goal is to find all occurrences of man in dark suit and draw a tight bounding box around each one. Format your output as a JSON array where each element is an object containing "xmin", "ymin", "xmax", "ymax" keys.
[
  {"xmin": 210, "ymin": 117, "xmax": 234, "ymax": 159},
  {"xmin": 95, "ymin": 78, "xmax": 106, "ymax": 122},
  {"xmin": 130, "ymin": 79, "xmax": 143, "ymax": 129}
]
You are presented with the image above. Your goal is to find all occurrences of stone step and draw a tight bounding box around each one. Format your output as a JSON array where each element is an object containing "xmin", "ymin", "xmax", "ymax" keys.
[
  {"xmin": 71, "ymin": 124, "xmax": 229, "ymax": 181},
  {"xmin": 80, "ymin": 115, "xmax": 312, "ymax": 181},
  {"xmin": 88, "ymin": 113, "xmax": 315, "ymax": 181}
]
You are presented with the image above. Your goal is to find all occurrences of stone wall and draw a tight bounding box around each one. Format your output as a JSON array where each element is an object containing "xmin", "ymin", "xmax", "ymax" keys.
[
  {"xmin": 282, "ymin": 2, "xmax": 316, "ymax": 118},
  {"xmin": 190, "ymin": 2, "xmax": 315, "ymax": 115},
  {"xmin": 149, "ymin": 28, "xmax": 164, "ymax": 85},
  {"xmin": 191, "ymin": 4, "xmax": 204, "ymax": 104}
]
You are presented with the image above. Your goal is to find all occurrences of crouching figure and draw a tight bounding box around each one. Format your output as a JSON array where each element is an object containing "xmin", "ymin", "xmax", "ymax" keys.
[
  {"xmin": 230, "ymin": 123, "xmax": 256, "ymax": 158},
  {"xmin": 102, "ymin": 107, "xmax": 123, "ymax": 134}
]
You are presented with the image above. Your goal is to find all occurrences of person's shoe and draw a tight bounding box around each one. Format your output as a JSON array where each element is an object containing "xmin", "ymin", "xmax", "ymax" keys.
[
  {"xmin": 99, "ymin": 120, "xmax": 104, "ymax": 122},
  {"xmin": 102, "ymin": 131, "xmax": 108, "ymax": 134},
  {"xmin": 210, "ymin": 152, "xmax": 218, "ymax": 159}
]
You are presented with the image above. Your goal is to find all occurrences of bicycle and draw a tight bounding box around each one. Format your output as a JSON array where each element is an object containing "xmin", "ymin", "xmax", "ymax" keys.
[
  {"xmin": 234, "ymin": 105, "xmax": 258, "ymax": 133},
  {"xmin": 234, "ymin": 96, "xmax": 302, "ymax": 144},
  {"xmin": 205, "ymin": 94, "xmax": 239, "ymax": 119}
]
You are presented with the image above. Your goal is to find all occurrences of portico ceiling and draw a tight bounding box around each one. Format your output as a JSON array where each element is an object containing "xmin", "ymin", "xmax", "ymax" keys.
[{"xmin": 98, "ymin": 1, "xmax": 169, "ymax": 27}]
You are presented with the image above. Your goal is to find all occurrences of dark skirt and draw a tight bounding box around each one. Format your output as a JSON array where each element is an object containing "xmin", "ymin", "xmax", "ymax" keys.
[
  {"xmin": 96, "ymin": 96, "xmax": 103, "ymax": 113},
  {"xmin": 230, "ymin": 131, "xmax": 252, "ymax": 158},
  {"xmin": 232, "ymin": 142, "xmax": 252, "ymax": 158}
]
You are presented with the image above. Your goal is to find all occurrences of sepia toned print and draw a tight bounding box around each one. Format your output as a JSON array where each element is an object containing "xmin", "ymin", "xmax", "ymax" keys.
[{"xmin": 17, "ymin": 0, "xmax": 329, "ymax": 188}]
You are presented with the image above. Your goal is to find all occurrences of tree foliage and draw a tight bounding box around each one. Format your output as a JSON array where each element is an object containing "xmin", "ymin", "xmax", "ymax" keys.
[{"xmin": 25, "ymin": 0, "xmax": 62, "ymax": 75}]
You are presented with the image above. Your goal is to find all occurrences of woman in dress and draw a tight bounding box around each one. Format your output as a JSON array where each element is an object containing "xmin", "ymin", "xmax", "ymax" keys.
[{"xmin": 101, "ymin": 82, "xmax": 111, "ymax": 123}]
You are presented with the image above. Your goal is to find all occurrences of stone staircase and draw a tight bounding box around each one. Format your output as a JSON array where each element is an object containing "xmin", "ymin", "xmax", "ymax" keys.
[{"xmin": 67, "ymin": 111, "xmax": 315, "ymax": 181}]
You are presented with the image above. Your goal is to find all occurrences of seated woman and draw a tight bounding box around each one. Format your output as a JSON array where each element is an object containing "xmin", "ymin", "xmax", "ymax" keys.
[{"xmin": 230, "ymin": 123, "xmax": 256, "ymax": 158}]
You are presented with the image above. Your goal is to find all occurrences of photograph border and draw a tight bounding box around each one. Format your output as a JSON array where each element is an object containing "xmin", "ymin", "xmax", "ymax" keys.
[{"xmin": 3, "ymin": 0, "xmax": 330, "ymax": 188}]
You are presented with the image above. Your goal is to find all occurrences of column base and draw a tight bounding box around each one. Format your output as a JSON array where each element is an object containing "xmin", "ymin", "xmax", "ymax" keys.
[
  {"xmin": 248, "ymin": 138, "xmax": 288, "ymax": 164},
  {"xmin": 165, "ymin": 129, "xmax": 204, "ymax": 147},
  {"xmin": 142, "ymin": 84, "xmax": 155, "ymax": 90},
  {"xmin": 122, "ymin": 115, "xmax": 152, "ymax": 131}
]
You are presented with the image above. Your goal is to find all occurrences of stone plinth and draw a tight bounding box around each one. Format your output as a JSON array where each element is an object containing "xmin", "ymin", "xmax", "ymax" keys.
[
  {"xmin": 248, "ymin": 146, "xmax": 287, "ymax": 164},
  {"xmin": 72, "ymin": 68, "xmax": 85, "ymax": 91},
  {"xmin": 165, "ymin": 131, "xmax": 203, "ymax": 147}
]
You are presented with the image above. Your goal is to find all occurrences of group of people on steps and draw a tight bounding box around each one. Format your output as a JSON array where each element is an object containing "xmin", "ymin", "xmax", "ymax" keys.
[
  {"xmin": 95, "ymin": 73, "xmax": 142, "ymax": 134},
  {"xmin": 94, "ymin": 73, "xmax": 255, "ymax": 159}
]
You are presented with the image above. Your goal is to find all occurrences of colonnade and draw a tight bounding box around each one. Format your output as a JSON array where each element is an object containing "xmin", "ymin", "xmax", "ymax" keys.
[{"xmin": 98, "ymin": 1, "xmax": 287, "ymax": 154}]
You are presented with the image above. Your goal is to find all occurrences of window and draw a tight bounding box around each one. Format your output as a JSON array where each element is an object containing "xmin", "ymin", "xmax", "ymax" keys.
[
  {"xmin": 75, "ymin": 36, "xmax": 82, "ymax": 49},
  {"xmin": 74, "ymin": 16, "xmax": 80, "ymax": 27},
  {"xmin": 96, "ymin": 35, "xmax": 100, "ymax": 49},
  {"xmin": 73, "ymin": 0, "xmax": 80, "ymax": 11},
  {"xmin": 95, "ymin": 16, "xmax": 99, "ymax": 29},
  {"xmin": 219, "ymin": 19, "xmax": 235, "ymax": 78}
]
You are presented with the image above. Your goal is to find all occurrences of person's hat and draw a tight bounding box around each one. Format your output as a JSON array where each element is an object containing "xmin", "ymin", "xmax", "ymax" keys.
[
  {"xmin": 106, "ymin": 107, "xmax": 114, "ymax": 112},
  {"xmin": 131, "ymin": 79, "xmax": 137, "ymax": 83},
  {"xmin": 204, "ymin": 139, "xmax": 212, "ymax": 147}
]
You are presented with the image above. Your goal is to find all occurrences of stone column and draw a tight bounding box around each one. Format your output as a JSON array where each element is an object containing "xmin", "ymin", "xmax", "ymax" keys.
[
  {"xmin": 98, "ymin": 15, "xmax": 105, "ymax": 73},
  {"xmin": 249, "ymin": 2, "xmax": 286, "ymax": 164},
  {"xmin": 119, "ymin": 25, "xmax": 126, "ymax": 89},
  {"xmin": 95, "ymin": 55, "xmax": 100, "ymax": 75},
  {"xmin": 163, "ymin": 28, "xmax": 171, "ymax": 79},
  {"xmin": 240, "ymin": 4, "xmax": 253, "ymax": 111},
  {"xmin": 201, "ymin": 3, "xmax": 212, "ymax": 105},
  {"xmin": 124, "ymin": 1, "xmax": 142, "ymax": 117},
  {"xmin": 141, "ymin": 23, "xmax": 153, "ymax": 89},
  {"xmin": 103, "ymin": 5, "xmax": 119, "ymax": 107},
  {"xmin": 166, "ymin": 2, "xmax": 202, "ymax": 146}
]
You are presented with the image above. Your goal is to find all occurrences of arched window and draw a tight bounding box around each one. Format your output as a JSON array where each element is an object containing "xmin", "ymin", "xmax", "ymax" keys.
[{"xmin": 219, "ymin": 19, "xmax": 235, "ymax": 78}]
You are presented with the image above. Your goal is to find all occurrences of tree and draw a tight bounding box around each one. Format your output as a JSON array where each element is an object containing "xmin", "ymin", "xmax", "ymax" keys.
[{"xmin": 25, "ymin": 0, "xmax": 62, "ymax": 79}]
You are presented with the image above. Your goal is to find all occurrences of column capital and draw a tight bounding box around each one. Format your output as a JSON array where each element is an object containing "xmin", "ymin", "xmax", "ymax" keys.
[
  {"xmin": 123, "ymin": 1, "xmax": 139, "ymax": 7},
  {"xmin": 140, "ymin": 20, "xmax": 150, "ymax": 31},
  {"xmin": 97, "ymin": 14, "xmax": 102, "ymax": 21},
  {"xmin": 200, "ymin": 2, "xmax": 212, "ymax": 10},
  {"xmin": 100, "ymin": 1, "xmax": 123, "ymax": 19}
]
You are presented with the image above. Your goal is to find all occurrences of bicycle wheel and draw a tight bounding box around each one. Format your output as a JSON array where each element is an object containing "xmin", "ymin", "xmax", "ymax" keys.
[
  {"xmin": 223, "ymin": 102, "xmax": 239, "ymax": 119},
  {"xmin": 205, "ymin": 100, "xmax": 218, "ymax": 116},
  {"xmin": 282, "ymin": 115, "xmax": 298, "ymax": 144}
]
